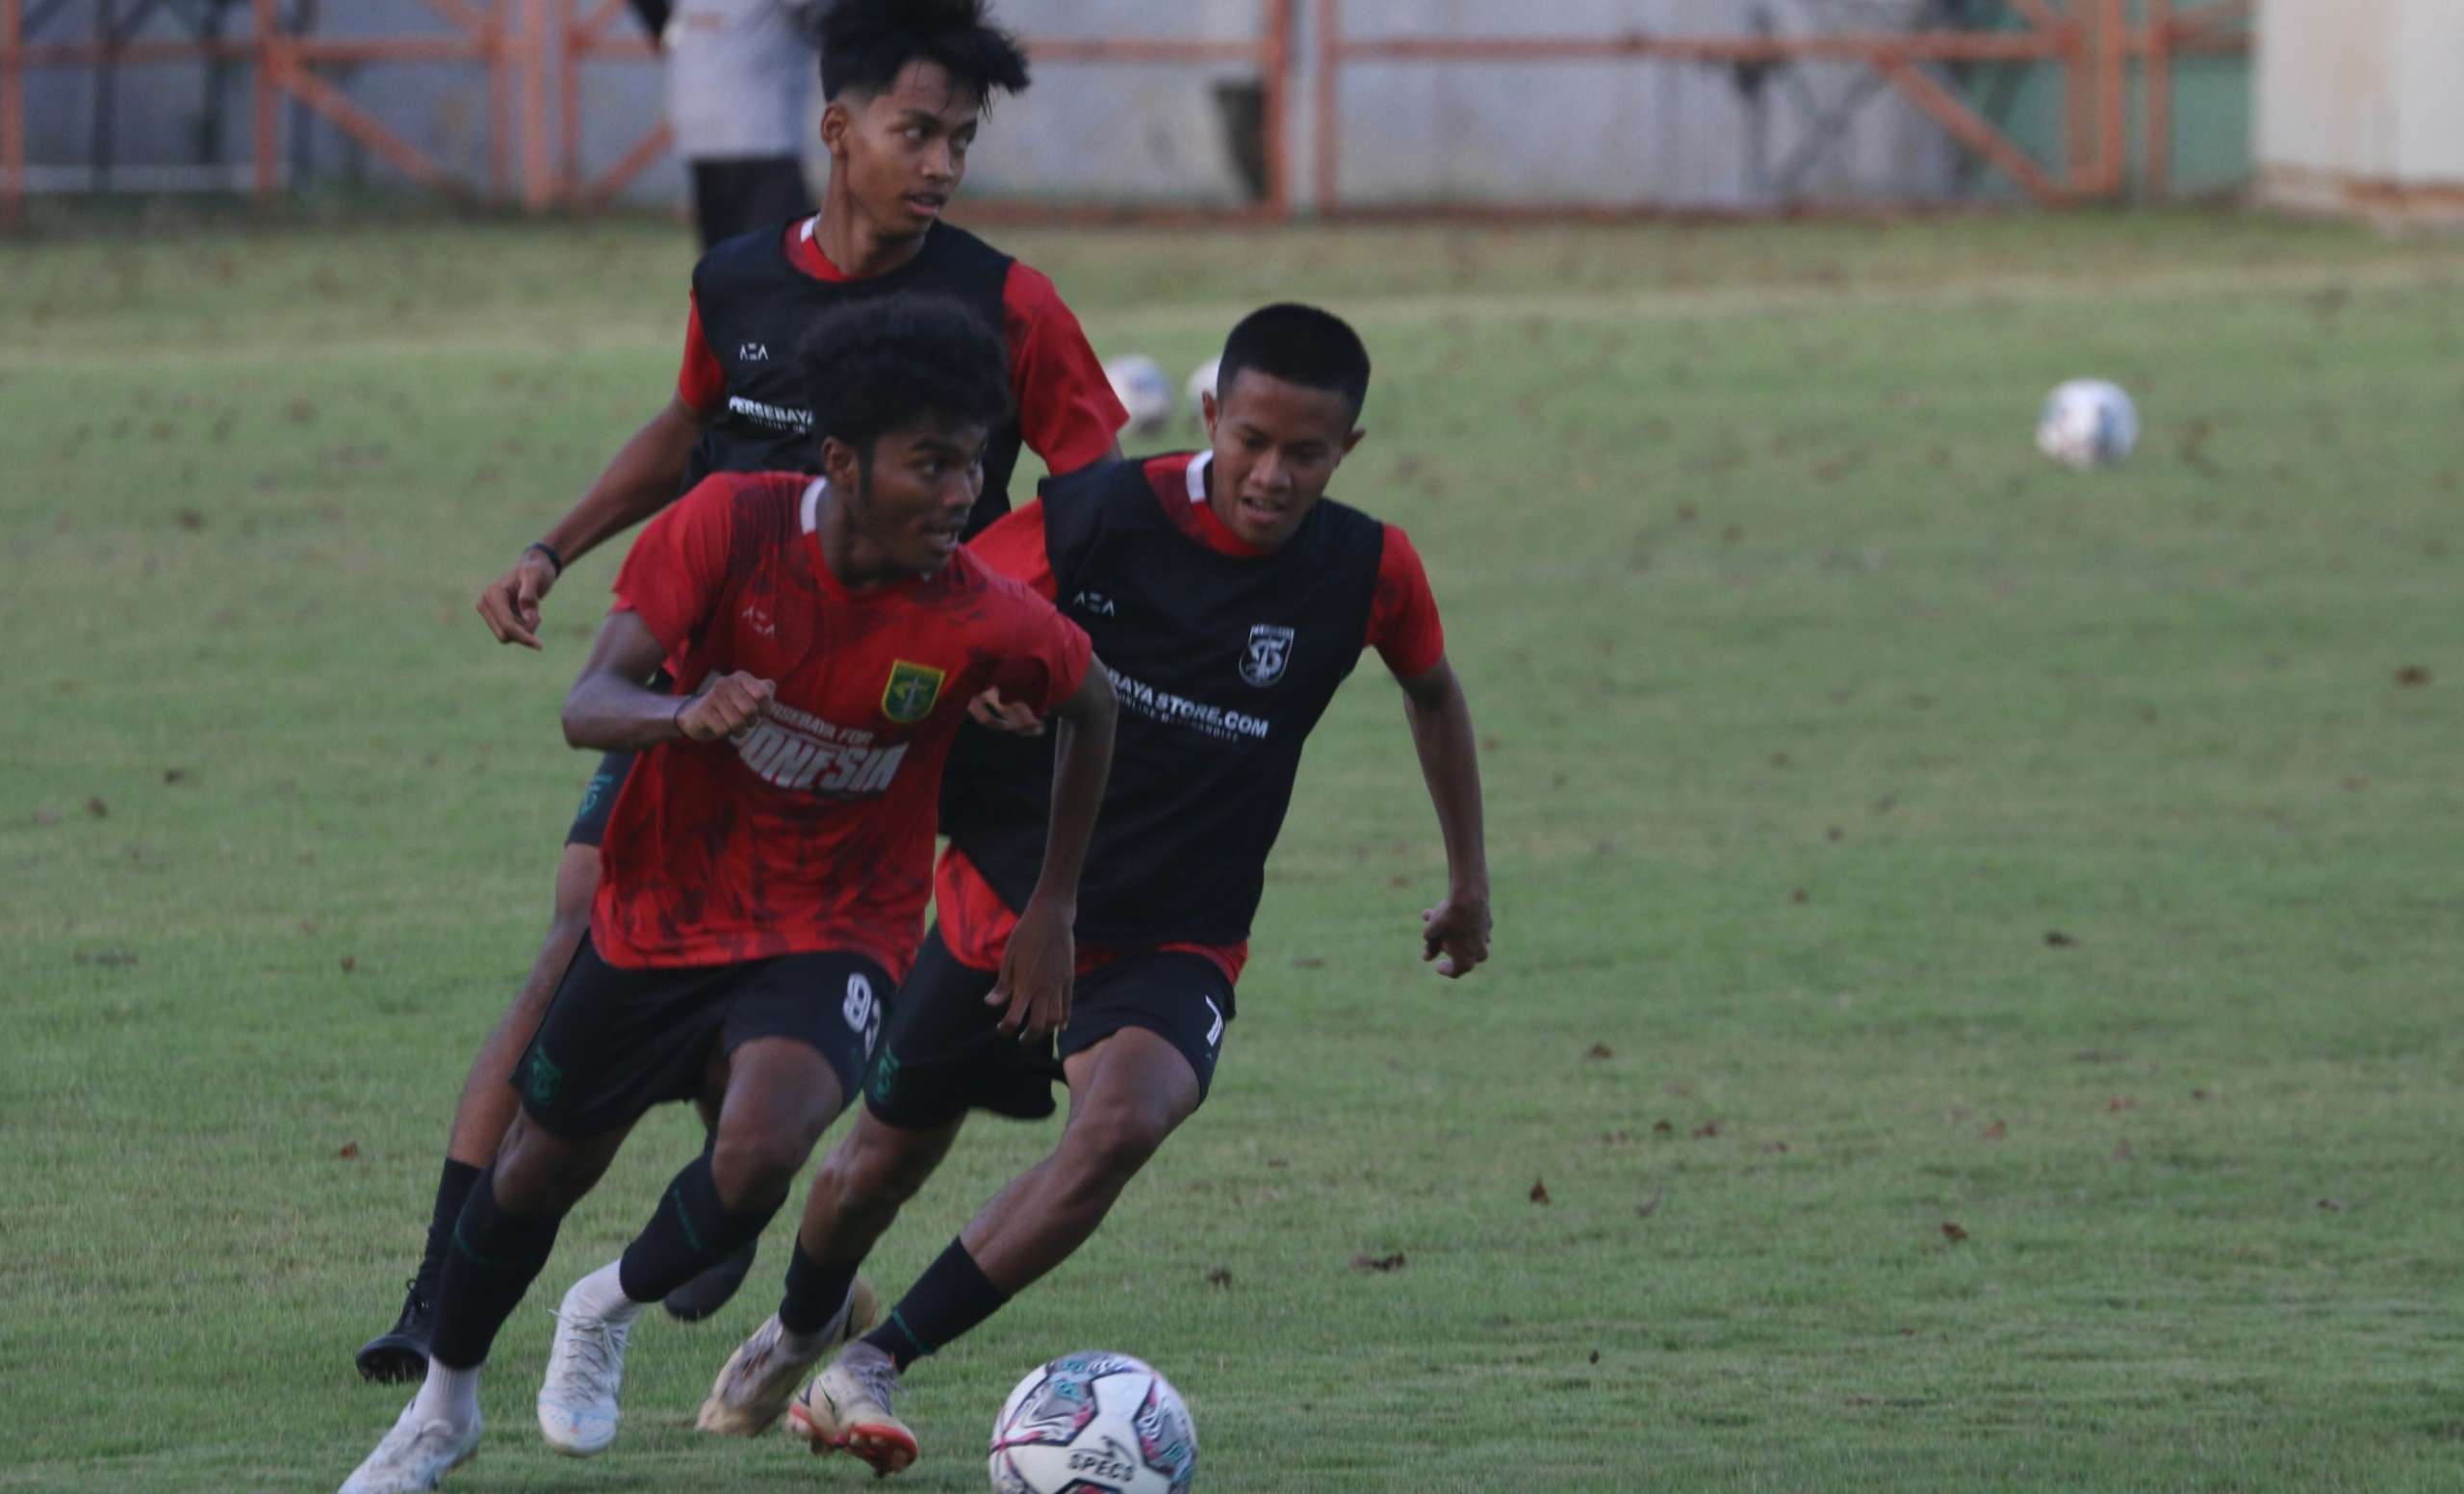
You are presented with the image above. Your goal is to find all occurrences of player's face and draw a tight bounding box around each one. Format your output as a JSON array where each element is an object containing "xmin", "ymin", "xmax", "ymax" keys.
[
  {"xmin": 833, "ymin": 415, "xmax": 988, "ymax": 574},
  {"xmin": 1201, "ymin": 370, "xmax": 1365, "ymax": 551},
  {"xmin": 824, "ymin": 61, "xmax": 982, "ymax": 235}
]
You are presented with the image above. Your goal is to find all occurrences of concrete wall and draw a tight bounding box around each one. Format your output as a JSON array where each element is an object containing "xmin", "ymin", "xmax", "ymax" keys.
[{"xmin": 2256, "ymin": 0, "xmax": 2464, "ymax": 220}]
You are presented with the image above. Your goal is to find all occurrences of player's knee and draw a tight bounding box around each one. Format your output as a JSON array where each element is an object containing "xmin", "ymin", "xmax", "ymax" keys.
[
  {"xmin": 827, "ymin": 1126, "xmax": 937, "ymax": 1212},
  {"xmin": 709, "ymin": 1124, "xmax": 820, "ymax": 1208},
  {"xmin": 1061, "ymin": 1100, "xmax": 1171, "ymax": 1186}
]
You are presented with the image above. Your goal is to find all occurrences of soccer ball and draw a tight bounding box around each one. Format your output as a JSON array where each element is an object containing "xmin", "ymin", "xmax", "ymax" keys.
[
  {"xmin": 1185, "ymin": 355, "xmax": 1220, "ymax": 423},
  {"xmin": 2035, "ymin": 378, "xmax": 2139, "ymax": 471},
  {"xmin": 989, "ymin": 1351, "xmax": 1196, "ymax": 1494},
  {"xmin": 1105, "ymin": 355, "xmax": 1177, "ymax": 439}
]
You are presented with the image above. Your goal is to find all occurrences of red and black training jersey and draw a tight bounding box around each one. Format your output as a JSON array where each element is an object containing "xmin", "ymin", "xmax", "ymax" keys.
[
  {"xmin": 676, "ymin": 217, "xmax": 1126, "ymax": 533},
  {"xmin": 594, "ymin": 471, "xmax": 1092, "ymax": 977},
  {"xmin": 937, "ymin": 451, "xmax": 1447, "ymax": 987}
]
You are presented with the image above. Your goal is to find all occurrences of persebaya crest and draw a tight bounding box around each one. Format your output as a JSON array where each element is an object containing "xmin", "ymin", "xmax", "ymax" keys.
[{"xmin": 881, "ymin": 659, "xmax": 946, "ymax": 724}]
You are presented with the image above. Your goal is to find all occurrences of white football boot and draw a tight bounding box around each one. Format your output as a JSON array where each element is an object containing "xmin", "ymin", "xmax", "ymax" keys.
[
  {"xmin": 338, "ymin": 1399, "xmax": 479, "ymax": 1494},
  {"xmin": 535, "ymin": 1276, "xmax": 633, "ymax": 1456},
  {"xmin": 788, "ymin": 1339, "xmax": 917, "ymax": 1475},
  {"xmin": 696, "ymin": 1276, "xmax": 881, "ymax": 1436}
]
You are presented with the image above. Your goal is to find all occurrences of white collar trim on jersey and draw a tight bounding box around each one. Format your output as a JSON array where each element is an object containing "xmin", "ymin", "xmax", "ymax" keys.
[
  {"xmin": 1186, "ymin": 451, "xmax": 1212, "ymax": 505},
  {"xmin": 800, "ymin": 216, "xmax": 819, "ymax": 245},
  {"xmin": 801, "ymin": 477, "xmax": 827, "ymax": 534}
]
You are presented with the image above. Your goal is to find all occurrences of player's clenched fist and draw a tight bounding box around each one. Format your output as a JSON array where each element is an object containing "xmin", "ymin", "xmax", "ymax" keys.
[{"xmin": 676, "ymin": 672, "xmax": 777, "ymax": 741}]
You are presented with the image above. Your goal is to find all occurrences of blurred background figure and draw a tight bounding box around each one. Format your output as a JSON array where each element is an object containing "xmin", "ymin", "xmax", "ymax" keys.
[{"xmin": 657, "ymin": 0, "xmax": 831, "ymax": 248}]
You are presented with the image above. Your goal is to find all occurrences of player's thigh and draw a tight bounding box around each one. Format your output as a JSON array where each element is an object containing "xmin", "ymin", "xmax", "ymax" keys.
[
  {"xmin": 721, "ymin": 948, "xmax": 896, "ymax": 1136},
  {"xmin": 865, "ymin": 924, "xmax": 1056, "ymax": 1130},
  {"xmin": 1057, "ymin": 951, "xmax": 1232, "ymax": 1127}
]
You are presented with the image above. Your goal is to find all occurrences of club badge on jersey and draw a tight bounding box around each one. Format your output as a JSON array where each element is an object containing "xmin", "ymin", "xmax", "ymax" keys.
[
  {"xmin": 1240, "ymin": 625, "xmax": 1295, "ymax": 688},
  {"xmin": 881, "ymin": 659, "xmax": 946, "ymax": 724}
]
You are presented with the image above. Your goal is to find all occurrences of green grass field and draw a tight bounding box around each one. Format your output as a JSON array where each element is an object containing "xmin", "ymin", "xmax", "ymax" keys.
[{"xmin": 4, "ymin": 208, "xmax": 2461, "ymax": 1492}]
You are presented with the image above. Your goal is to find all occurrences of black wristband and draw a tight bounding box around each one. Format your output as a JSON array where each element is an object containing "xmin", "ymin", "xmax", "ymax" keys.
[{"xmin": 525, "ymin": 540, "xmax": 565, "ymax": 577}]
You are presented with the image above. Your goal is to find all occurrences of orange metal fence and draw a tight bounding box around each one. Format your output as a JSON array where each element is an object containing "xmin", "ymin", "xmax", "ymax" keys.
[{"xmin": 1, "ymin": 0, "xmax": 2244, "ymax": 229}]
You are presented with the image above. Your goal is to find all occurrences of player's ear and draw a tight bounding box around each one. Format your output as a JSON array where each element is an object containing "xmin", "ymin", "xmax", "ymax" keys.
[
  {"xmin": 1199, "ymin": 389, "xmax": 1219, "ymax": 439},
  {"xmin": 1339, "ymin": 425, "xmax": 1367, "ymax": 458},
  {"xmin": 819, "ymin": 97, "xmax": 853, "ymax": 158},
  {"xmin": 819, "ymin": 434, "xmax": 861, "ymax": 492}
]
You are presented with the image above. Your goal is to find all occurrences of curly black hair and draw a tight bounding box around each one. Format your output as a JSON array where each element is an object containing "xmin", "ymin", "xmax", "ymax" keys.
[
  {"xmin": 798, "ymin": 294, "xmax": 1014, "ymax": 467},
  {"xmin": 818, "ymin": 0, "xmax": 1030, "ymax": 104},
  {"xmin": 1218, "ymin": 302, "xmax": 1373, "ymax": 419}
]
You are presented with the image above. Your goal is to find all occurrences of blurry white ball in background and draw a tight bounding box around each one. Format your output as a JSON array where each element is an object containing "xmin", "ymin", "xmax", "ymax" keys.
[
  {"xmin": 1185, "ymin": 356, "xmax": 1220, "ymax": 424},
  {"xmin": 1105, "ymin": 354, "xmax": 1177, "ymax": 439},
  {"xmin": 2036, "ymin": 379, "xmax": 2139, "ymax": 471}
]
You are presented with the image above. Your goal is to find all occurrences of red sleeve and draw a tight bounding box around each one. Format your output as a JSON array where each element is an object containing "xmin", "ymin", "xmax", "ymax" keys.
[
  {"xmin": 988, "ymin": 595, "xmax": 1093, "ymax": 715},
  {"xmin": 964, "ymin": 500, "xmax": 1058, "ymax": 601},
  {"xmin": 1002, "ymin": 262, "xmax": 1127, "ymax": 476},
  {"xmin": 676, "ymin": 294, "xmax": 727, "ymax": 414},
  {"xmin": 611, "ymin": 475, "xmax": 739, "ymax": 660},
  {"xmin": 1367, "ymin": 525, "xmax": 1446, "ymax": 678}
]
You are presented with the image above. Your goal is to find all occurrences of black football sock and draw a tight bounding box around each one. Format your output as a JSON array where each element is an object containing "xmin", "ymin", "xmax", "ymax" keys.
[
  {"xmin": 779, "ymin": 1239, "xmax": 861, "ymax": 1338},
  {"xmin": 861, "ymin": 1238, "xmax": 1010, "ymax": 1371},
  {"xmin": 429, "ymin": 1169, "xmax": 563, "ymax": 1370},
  {"xmin": 617, "ymin": 1152, "xmax": 782, "ymax": 1304},
  {"xmin": 417, "ymin": 1159, "xmax": 484, "ymax": 1286}
]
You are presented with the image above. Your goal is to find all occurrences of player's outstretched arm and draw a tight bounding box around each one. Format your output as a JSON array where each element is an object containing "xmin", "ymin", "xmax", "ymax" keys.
[
  {"xmin": 475, "ymin": 397, "xmax": 711, "ymax": 649},
  {"xmin": 1396, "ymin": 656, "xmax": 1492, "ymax": 979},
  {"xmin": 561, "ymin": 609, "xmax": 773, "ymax": 752},
  {"xmin": 988, "ymin": 662, "xmax": 1117, "ymax": 1043}
]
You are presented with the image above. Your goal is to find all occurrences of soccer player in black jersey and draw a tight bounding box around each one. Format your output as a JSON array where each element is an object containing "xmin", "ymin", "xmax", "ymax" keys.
[
  {"xmin": 356, "ymin": 0, "xmax": 1127, "ymax": 1383},
  {"xmin": 688, "ymin": 304, "xmax": 1494, "ymax": 1475}
]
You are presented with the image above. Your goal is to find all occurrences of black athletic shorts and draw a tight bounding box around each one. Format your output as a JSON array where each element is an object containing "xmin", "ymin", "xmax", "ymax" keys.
[
  {"xmin": 564, "ymin": 750, "xmax": 634, "ymax": 849},
  {"xmin": 690, "ymin": 157, "xmax": 813, "ymax": 251},
  {"xmin": 517, "ymin": 937, "xmax": 890, "ymax": 1141},
  {"xmin": 862, "ymin": 924, "xmax": 1232, "ymax": 1131}
]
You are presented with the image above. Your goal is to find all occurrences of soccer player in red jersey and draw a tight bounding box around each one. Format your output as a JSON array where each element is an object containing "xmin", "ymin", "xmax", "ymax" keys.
[
  {"xmin": 359, "ymin": 0, "xmax": 1129, "ymax": 1381},
  {"xmin": 337, "ymin": 296, "xmax": 1116, "ymax": 1494},
  {"xmin": 687, "ymin": 304, "xmax": 1492, "ymax": 1476}
]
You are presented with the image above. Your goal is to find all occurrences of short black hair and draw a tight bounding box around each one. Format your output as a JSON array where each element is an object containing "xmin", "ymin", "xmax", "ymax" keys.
[
  {"xmin": 818, "ymin": 0, "xmax": 1030, "ymax": 104},
  {"xmin": 798, "ymin": 294, "xmax": 1014, "ymax": 465},
  {"xmin": 1217, "ymin": 302, "xmax": 1373, "ymax": 419}
]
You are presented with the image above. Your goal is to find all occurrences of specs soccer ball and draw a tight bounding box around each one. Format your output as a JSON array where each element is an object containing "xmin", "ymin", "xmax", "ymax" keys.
[
  {"xmin": 989, "ymin": 1351, "xmax": 1196, "ymax": 1494},
  {"xmin": 1105, "ymin": 354, "xmax": 1178, "ymax": 439},
  {"xmin": 2036, "ymin": 378, "xmax": 2139, "ymax": 471}
]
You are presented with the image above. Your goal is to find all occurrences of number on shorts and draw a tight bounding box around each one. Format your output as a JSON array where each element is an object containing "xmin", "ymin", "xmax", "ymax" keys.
[{"xmin": 843, "ymin": 973, "xmax": 881, "ymax": 1054}]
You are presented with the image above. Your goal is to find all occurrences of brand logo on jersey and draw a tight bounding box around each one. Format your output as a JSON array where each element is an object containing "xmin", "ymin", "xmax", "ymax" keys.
[
  {"xmin": 881, "ymin": 659, "xmax": 946, "ymax": 724},
  {"xmin": 1070, "ymin": 589, "xmax": 1116, "ymax": 617},
  {"xmin": 725, "ymin": 394, "xmax": 812, "ymax": 433},
  {"xmin": 733, "ymin": 704, "xmax": 908, "ymax": 797},
  {"xmin": 740, "ymin": 604, "xmax": 776, "ymax": 637},
  {"xmin": 1241, "ymin": 624, "xmax": 1296, "ymax": 687},
  {"xmin": 738, "ymin": 341, "xmax": 770, "ymax": 362}
]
